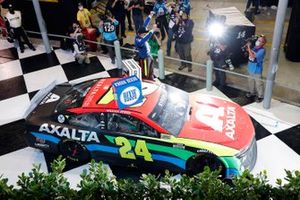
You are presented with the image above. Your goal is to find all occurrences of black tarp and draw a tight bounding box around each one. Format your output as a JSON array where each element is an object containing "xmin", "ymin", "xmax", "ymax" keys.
[{"xmin": 207, "ymin": 7, "xmax": 256, "ymax": 67}]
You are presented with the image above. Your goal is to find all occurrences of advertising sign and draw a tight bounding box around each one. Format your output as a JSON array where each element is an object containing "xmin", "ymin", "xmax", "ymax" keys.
[{"xmin": 112, "ymin": 75, "xmax": 143, "ymax": 109}]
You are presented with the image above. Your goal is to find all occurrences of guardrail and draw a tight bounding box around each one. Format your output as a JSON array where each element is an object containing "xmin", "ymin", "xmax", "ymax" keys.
[{"xmin": 1, "ymin": 29, "xmax": 299, "ymax": 107}]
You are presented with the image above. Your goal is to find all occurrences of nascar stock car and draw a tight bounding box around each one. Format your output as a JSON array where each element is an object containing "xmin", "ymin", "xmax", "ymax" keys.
[{"xmin": 25, "ymin": 78, "xmax": 257, "ymax": 178}]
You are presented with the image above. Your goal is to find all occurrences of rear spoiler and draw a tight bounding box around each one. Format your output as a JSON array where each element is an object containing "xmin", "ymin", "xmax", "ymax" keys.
[{"xmin": 23, "ymin": 81, "xmax": 58, "ymax": 119}]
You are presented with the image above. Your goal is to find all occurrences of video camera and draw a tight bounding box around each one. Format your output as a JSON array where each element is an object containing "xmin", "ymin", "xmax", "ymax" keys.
[{"xmin": 241, "ymin": 35, "xmax": 259, "ymax": 57}]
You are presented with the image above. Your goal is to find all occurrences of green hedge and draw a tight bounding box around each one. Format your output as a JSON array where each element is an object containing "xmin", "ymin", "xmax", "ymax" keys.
[{"xmin": 0, "ymin": 157, "xmax": 299, "ymax": 200}]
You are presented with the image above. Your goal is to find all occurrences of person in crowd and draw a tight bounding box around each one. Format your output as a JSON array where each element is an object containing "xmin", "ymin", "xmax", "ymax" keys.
[
  {"xmin": 124, "ymin": 0, "xmax": 134, "ymax": 31},
  {"xmin": 148, "ymin": 31, "xmax": 161, "ymax": 65},
  {"xmin": 73, "ymin": 33, "xmax": 90, "ymax": 65},
  {"xmin": 128, "ymin": 0, "xmax": 144, "ymax": 33},
  {"xmin": 61, "ymin": 22, "xmax": 82, "ymax": 50},
  {"xmin": 69, "ymin": 22, "xmax": 82, "ymax": 38},
  {"xmin": 99, "ymin": 12, "xmax": 119, "ymax": 64},
  {"xmin": 5, "ymin": 4, "xmax": 35, "ymax": 53},
  {"xmin": 77, "ymin": 2, "xmax": 92, "ymax": 29},
  {"xmin": 166, "ymin": 1, "xmax": 178, "ymax": 56},
  {"xmin": 208, "ymin": 40, "xmax": 229, "ymax": 90},
  {"xmin": 152, "ymin": 0, "xmax": 169, "ymax": 41},
  {"xmin": 246, "ymin": 35, "xmax": 267, "ymax": 103},
  {"xmin": 135, "ymin": 11, "xmax": 158, "ymax": 80},
  {"xmin": 245, "ymin": 0, "xmax": 260, "ymax": 15},
  {"xmin": 110, "ymin": 0, "xmax": 127, "ymax": 38},
  {"xmin": 173, "ymin": 10, "xmax": 194, "ymax": 72},
  {"xmin": 178, "ymin": 0, "xmax": 191, "ymax": 15}
]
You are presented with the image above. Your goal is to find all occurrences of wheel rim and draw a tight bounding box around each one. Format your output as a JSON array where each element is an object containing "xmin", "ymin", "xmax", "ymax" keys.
[
  {"xmin": 59, "ymin": 140, "xmax": 90, "ymax": 162},
  {"xmin": 188, "ymin": 155, "xmax": 225, "ymax": 177}
]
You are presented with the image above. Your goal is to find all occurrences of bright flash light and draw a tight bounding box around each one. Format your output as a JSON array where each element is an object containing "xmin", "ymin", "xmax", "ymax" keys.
[{"xmin": 208, "ymin": 22, "xmax": 225, "ymax": 38}]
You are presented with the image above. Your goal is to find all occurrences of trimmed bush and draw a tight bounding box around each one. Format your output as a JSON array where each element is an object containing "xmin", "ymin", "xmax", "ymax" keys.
[{"xmin": 0, "ymin": 158, "xmax": 299, "ymax": 200}]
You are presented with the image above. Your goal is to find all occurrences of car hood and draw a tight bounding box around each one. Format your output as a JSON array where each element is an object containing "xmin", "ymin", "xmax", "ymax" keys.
[{"xmin": 178, "ymin": 94, "xmax": 254, "ymax": 150}]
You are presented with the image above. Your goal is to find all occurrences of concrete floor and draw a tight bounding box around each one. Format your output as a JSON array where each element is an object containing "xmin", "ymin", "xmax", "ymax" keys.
[{"xmin": 121, "ymin": 0, "xmax": 300, "ymax": 106}]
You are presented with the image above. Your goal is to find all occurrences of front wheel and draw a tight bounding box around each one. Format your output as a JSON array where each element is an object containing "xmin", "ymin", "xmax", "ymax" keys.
[
  {"xmin": 58, "ymin": 140, "xmax": 90, "ymax": 163},
  {"xmin": 186, "ymin": 154, "xmax": 226, "ymax": 178}
]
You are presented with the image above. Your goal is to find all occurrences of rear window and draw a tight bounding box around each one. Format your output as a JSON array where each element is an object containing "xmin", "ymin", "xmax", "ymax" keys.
[{"xmin": 55, "ymin": 80, "xmax": 97, "ymax": 112}]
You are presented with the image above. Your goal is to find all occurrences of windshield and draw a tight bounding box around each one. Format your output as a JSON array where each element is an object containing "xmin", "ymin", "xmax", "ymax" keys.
[
  {"xmin": 149, "ymin": 84, "xmax": 189, "ymax": 136},
  {"xmin": 56, "ymin": 80, "xmax": 97, "ymax": 112}
]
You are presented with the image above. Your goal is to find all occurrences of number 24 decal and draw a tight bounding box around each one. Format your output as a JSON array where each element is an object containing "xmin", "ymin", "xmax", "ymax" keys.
[{"xmin": 115, "ymin": 136, "xmax": 153, "ymax": 162}]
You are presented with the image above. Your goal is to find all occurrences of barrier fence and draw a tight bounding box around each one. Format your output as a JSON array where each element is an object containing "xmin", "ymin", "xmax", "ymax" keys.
[{"xmin": 1, "ymin": 29, "xmax": 299, "ymax": 107}]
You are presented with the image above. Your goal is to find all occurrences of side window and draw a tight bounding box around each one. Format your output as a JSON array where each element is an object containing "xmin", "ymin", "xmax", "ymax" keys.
[
  {"xmin": 68, "ymin": 113, "xmax": 107, "ymax": 130},
  {"xmin": 140, "ymin": 122, "xmax": 158, "ymax": 138},
  {"xmin": 107, "ymin": 113, "xmax": 139, "ymax": 133}
]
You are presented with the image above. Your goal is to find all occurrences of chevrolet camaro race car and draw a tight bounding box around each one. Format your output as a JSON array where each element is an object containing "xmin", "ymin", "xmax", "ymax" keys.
[{"xmin": 25, "ymin": 78, "xmax": 257, "ymax": 178}]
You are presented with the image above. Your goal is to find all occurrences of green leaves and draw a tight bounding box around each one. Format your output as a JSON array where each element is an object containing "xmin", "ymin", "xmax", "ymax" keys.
[{"xmin": 1, "ymin": 160, "xmax": 300, "ymax": 200}]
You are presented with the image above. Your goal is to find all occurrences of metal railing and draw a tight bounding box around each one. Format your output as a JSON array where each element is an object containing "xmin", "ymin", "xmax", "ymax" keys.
[{"xmin": 1, "ymin": 29, "xmax": 299, "ymax": 107}]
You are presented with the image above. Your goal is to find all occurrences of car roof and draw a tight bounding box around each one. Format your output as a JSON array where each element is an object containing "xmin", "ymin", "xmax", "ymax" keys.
[{"xmin": 81, "ymin": 78, "xmax": 161, "ymax": 115}]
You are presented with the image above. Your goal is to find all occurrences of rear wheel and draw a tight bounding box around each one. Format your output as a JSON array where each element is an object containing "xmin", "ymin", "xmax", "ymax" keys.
[
  {"xmin": 187, "ymin": 154, "xmax": 226, "ymax": 178},
  {"xmin": 58, "ymin": 140, "xmax": 90, "ymax": 162}
]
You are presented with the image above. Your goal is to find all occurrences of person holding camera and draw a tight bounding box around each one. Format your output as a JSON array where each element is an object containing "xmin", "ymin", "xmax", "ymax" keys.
[
  {"xmin": 99, "ymin": 12, "xmax": 119, "ymax": 64},
  {"xmin": 208, "ymin": 40, "xmax": 229, "ymax": 90},
  {"xmin": 246, "ymin": 35, "xmax": 266, "ymax": 103},
  {"xmin": 5, "ymin": 4, "xmax": 35, "ymax": 53},
  {"xmin": 173, "ymin": 10, "xmax": 194, "ymax": 72},
  {"xmin": 73, "ymin": 33, "xmax": 90, "ymax": 65},
  {"xmin": 135, "ymin": 11, "xmax": 158, "ymax": 80}
]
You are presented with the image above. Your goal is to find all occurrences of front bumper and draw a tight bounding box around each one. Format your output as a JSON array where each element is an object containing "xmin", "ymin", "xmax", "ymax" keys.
[{"xmin": 236, "ymin": 137, "xmax": 257, "ymax": 172}]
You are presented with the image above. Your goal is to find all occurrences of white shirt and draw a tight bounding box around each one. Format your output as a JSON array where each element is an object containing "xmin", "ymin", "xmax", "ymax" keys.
[
  {"xmin": 73, "ymin": 43, "xmax": 85, "ymax": 56},
  {"xmin": 5, "ymin": 11, "xmax": 22, "ymax": 28},
  {"xmin": 124, "ymin": 0, "xmax": 130, "ymax": 9}
]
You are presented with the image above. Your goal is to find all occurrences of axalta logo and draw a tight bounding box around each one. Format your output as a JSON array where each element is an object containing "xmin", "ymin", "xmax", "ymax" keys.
[
  {"xmin": 120, "ymin": 86, "xmax": 141, "ymax": 106},
  {"xmin": 39, "ymin": 123, "xmax": 100, "ymax": 143},
  {"xmin": 195, "ymin": 105, "xmax": 236, "ymax": 140}
]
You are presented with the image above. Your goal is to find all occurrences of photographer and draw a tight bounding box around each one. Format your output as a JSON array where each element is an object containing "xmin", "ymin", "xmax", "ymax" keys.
[
  {"xmin": 99, "ymin": 12, "xmax": 119, "ymax": 64},
  {"xmin": 73, "ymin": 33, "xmax": 90, "ymax": 65},
  {"xmin": 246, "ymin": 35, "xmax": 266, "ymax": 103},
  {"xmin": 208, "ymin": 40, "xmax": 229, "ymax": 90},
  {"xmin": 173, "ymin": 10, "xmax": 194, "ymax": 72}
]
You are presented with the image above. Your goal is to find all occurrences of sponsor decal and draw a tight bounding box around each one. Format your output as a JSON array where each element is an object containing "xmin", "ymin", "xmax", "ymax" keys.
[
  {"xmin": 225, "ymin": 107, "xmax": 236, "ymax": 140},
  {"xmin": 83, "ymin": 79, "xmax": 105, "ymax": 107},
  {"xmin": 34, "ymin": 137, "xmax": 49, "ymax": 148},
  {"xmin": 112, "ymin": 75, "xmax": 143, "ymax": 109},
  {"xmin": 57, "ymin": 115, "xmax": 65, "ymax": 123},
  {"xmin": 39, "ymin": 123, "xmax": 100, "ymax": 143},
  {"xmin": 195, "ymin": 105, "xmax": 236, "ymax": 140},
  {"xmin": 120, "ymin": 86, "xmax": 141, "ymax": 106},
  {"xmin": 173, "ymin": 143, "xmax": 185, "ymax": 149},
  {"xmin": 40, "ymin": 92, "xmax": 60, "ymax": 104}
]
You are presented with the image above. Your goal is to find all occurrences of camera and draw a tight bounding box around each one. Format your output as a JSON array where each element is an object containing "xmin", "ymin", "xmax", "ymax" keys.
[{"xmin": 241, "ymin": 35, "xmax": 259, "ymax": 55}]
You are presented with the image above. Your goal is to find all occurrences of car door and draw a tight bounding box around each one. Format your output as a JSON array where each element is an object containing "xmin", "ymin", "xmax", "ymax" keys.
[{"xmin": 105, "ymin": 112, "xmax": 160, "ymax": 168}]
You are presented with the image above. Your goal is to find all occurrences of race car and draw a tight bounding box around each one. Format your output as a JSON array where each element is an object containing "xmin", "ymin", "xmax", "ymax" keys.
[{"xmin": 25, "ymin": 78, "xmax": 257, "ymax": 178}]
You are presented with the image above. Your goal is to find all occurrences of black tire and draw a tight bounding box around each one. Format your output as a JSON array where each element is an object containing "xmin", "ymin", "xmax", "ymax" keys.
[
  {"xmin": 58, "ymin": 140, "xmax": 90, "ymax": 162},
  {"xmin": 187, "ymin": 154, "xmax": 226, "ymax": 178}
]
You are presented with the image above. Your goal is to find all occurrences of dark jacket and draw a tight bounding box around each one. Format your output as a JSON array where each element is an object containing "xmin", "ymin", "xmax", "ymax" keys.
[{"xmin": 173, "ymin": 19, "xmax": 194, "ymax": 44}]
